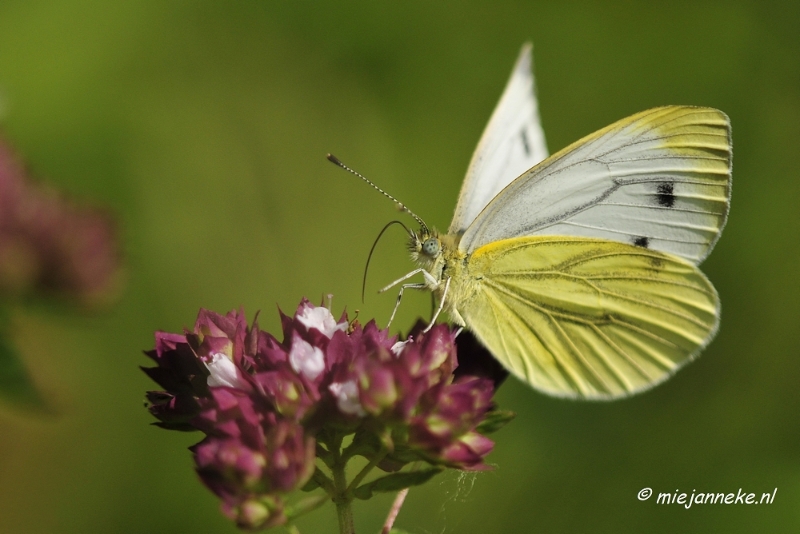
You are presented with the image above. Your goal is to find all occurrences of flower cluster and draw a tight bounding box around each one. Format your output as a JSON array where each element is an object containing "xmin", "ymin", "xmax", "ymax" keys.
[
  {"xmin": 143, "ymin": 299, "xmax": 511, "ymax": 530},
  {"xmin": 0, "ymin": 135, "xmax": 121, "ymax": 306}
]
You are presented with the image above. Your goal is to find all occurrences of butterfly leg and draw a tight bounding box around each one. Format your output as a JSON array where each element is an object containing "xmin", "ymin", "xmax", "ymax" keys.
[
  {"xmin": 379, "ymin": 268, "xmax": 438, "ymax": 294},
  {"xmin": 386, "ymin": 282, "xmax": 428, "ymax": 328},
  {"xmin": 423, "ymin": 276, "xmax": 451, "ymax": 332}
]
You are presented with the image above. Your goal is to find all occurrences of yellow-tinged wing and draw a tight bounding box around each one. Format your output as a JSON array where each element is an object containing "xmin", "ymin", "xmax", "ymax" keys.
[{"xmin": 456, "ymin": 235, "xmax": 719, "ymax": 399}]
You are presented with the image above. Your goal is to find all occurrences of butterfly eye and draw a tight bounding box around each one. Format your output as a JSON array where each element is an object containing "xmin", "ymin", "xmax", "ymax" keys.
[{"xmin": 422, "ymin": 238, "xmax": 441, "ymax": 257}]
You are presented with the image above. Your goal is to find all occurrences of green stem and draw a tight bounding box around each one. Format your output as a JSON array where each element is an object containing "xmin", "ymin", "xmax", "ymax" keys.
[
  {"xmin": 312, "ymin": 466, "xmax": 335, "ymax": 494},
  {"xmin": 332, "ymin": 462, "xmax": 354, "ymax": 533},
  {"xmin": 286, "ymin": 494, "xmax": 329, "ymax": 521},
  {"xmin": 330, "ymin": 437, "xmax": 355, "ymax": 534},
  {"xmin": 345, "ymin": 450, "xmax": 387, "ymax": 495}
]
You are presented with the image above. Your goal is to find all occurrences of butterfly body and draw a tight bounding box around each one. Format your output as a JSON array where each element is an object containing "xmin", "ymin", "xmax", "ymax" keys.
[
  {"xmin": 392, "ymin": 44, "xmax": 731, "ymax": 400},
  {"xmin": 409, "ymin": 229, "xmax": 470, "ymax": 325}
]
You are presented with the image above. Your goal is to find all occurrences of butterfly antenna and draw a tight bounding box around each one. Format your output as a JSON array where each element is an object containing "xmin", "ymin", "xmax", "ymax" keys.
[
  {"xmin": 362, "ymin": 220, "xmax": 412, "ymax": 303},
  {"xmin": 326, "ymin": 154, "xmax": 429, "ymax": 233}
]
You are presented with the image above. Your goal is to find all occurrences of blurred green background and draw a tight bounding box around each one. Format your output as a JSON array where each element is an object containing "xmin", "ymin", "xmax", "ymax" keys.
[{"xmin": 1, "ymin": 1, "xmax": 798, "ymax": 532}]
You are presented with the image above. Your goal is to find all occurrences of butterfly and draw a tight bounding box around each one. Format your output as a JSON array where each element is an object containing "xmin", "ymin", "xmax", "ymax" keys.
[{"xmin": 335, "ymin": 43, "xmax": 731, "ymax": 400}]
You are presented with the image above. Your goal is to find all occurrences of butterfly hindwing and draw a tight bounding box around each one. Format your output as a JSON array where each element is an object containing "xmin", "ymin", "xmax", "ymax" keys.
[
  {"xmin": 458, "ymin": 106, "xmax": 731, "ymax": 265},
  {"xmin": 455, "ymin": 235, "xmax": 719, "ymax": 399},
  {"xmin": 449, "ymin": 43, "xmax": 549, "ymax": 236}
]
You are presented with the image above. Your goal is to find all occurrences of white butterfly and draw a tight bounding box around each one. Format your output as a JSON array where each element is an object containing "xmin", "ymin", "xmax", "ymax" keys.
[{"xmin": 348, "ymin": 44, "xmax": 731, "ymax": 399}]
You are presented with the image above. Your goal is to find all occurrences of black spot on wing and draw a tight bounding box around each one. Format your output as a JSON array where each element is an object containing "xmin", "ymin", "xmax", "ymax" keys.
[
  {"xmin": 655, "ymin": 182, "xmax": 675, "ymax": 208},
  {"xmin": 633, "ymin": 236, "xmax": 649, "ymax": 248},
  {"xmin": 648, "ymin": 255, "xmax": 665, "ymax": 269},
  {"xmin": 520, "ymin": 128, "xmax": 531, "ymax": 156}
]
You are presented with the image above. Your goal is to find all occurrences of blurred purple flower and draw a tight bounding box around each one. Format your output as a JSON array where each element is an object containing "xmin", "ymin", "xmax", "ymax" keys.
[
  {"xmin": 143, "ymin": 299, "xmax": 509, "ymax": 529},
  {"xmin": 0, "ymin": 135, "xmax": 122, "ymax": 306}
]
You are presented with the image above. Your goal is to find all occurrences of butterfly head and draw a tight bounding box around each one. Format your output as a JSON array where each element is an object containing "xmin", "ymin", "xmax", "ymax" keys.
[{"xmin": 409, "ymin": 228, "xmax": 442, "ymax": 269}]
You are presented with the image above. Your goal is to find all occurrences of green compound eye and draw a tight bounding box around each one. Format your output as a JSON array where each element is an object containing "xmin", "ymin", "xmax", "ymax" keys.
[{"xmin": 422, "ymin": 238, "xmax": 440, "ymax": 257}]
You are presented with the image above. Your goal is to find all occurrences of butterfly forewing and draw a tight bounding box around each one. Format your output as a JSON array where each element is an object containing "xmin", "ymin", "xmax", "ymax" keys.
[
  {"xmin": 454, "ymin": 236, "xmax": 719, "ymax": 399},
  {"xmin": 458, "ymin": 106, "xmax": 731, "ymax": 265},
  {"xmin": 449, "ymin": 43, "xmax": 549, "ymax": 236}
]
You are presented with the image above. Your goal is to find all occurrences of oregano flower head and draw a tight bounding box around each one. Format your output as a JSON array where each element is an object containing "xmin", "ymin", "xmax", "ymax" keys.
[{"xmin": 143, "ymin": 299, "xmax": 512, "ymax": 530}]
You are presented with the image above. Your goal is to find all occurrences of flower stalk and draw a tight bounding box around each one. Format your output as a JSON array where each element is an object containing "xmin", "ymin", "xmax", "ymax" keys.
[
  {"xmin": 382, "ymin": 489, "xmax": 409, "ymax": 534},
  {"xmin": 331, "ymin": 448, "xmax": 355, "ymax": 534}
]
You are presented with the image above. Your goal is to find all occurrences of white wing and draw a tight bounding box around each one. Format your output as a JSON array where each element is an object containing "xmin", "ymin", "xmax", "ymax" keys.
[
  {"xmin": 448, "ymin": 43, "xmax": 549, "ymax": 235},
  {"xmin": 458, "ymin": 106, "xmax": 732, "ymax": 265}
]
